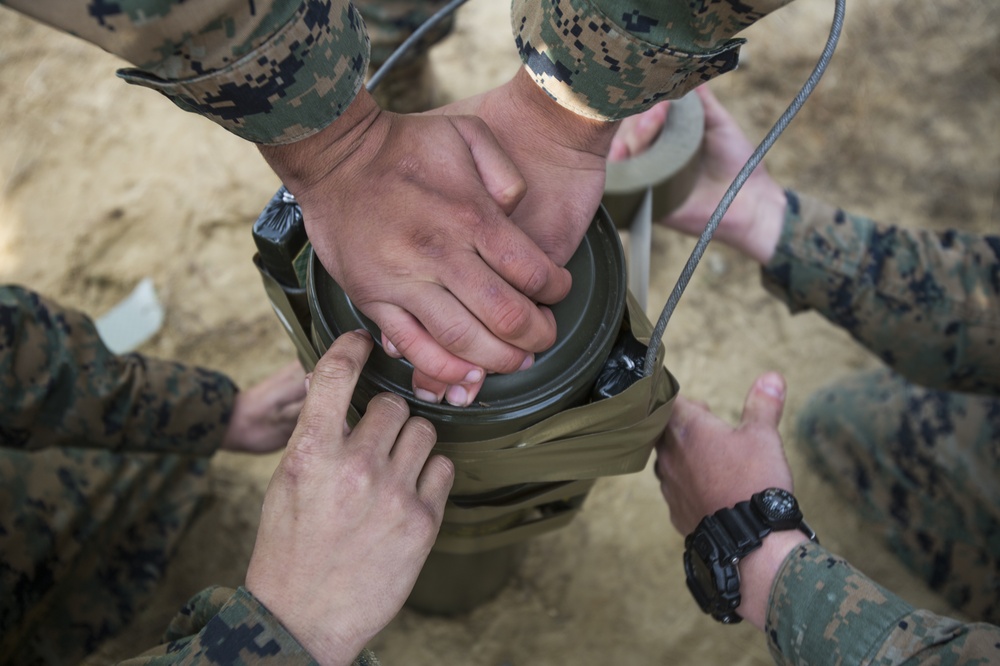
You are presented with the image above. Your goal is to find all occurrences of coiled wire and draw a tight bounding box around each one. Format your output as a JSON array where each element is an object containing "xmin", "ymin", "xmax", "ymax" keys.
[
  {"xmin": 365, "ymin": 0, "xmax": 847, "ymax": 379},
  {"xmin": 643, "ymin": 0, "xmax": 847, "ymax": 375}
]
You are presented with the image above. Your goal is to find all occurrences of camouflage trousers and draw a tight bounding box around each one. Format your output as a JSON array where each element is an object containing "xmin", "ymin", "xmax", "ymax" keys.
[
  {"xmin": 797, "ymin": 368, "xmax": 1000, "ymax": 623},
  {"xmin": 0, "ymin": 446, "xmax": 210, "ymax": 665}
]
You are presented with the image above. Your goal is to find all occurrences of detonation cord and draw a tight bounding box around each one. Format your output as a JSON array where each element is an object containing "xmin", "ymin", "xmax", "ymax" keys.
[
  {"xmin": 643, "ymin": 0, "xmax": 847, "ymax": 376},
  {"xmin": 367, "ymin": 0, "xmax": 846, "ymax": 379}
]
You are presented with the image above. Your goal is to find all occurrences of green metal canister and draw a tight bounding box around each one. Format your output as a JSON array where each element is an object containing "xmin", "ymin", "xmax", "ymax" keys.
[{"xmin": 253, "ymin": 195, "xmax": 678, "ymax": 615}]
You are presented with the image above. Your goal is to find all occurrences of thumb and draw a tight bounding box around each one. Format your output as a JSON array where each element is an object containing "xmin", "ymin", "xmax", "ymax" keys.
[
  {"xmin": 740, "ymin": 372, "xmax": 786, "ymax": 430},
  {"xmin": 450, "ymin": 115, "xmax": 527, "ymax": 215}
]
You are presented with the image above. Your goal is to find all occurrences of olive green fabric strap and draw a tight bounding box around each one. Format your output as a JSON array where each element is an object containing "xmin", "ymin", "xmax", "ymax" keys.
[
  {"xmin": 255, "ymin": 256, "xmax": 677, "ymax": 492},
  {"xmin": 436, "ymin": 293, "xmax": 677, "ymax": 493}
]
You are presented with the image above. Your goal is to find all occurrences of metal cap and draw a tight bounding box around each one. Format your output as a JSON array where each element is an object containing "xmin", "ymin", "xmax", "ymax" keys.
[{"xmin": 307, "ymin": 206, "xmax": 627, "ymax": 442}]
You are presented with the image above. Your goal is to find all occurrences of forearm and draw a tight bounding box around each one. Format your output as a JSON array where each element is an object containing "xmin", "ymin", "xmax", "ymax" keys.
[
  {"xmin": 0, "ymin": 0, "xmax": 368, "ymax": 144},
  {"xmin": 766, "ymin": 542, "xmax": 1000, "ymax": 666},
  {"xmin": 0, "ymin": 285, "xmax": 237, "ymax": 454},
  {"xmin": 512, "ymin": 0, "xmax": 794, "ymax": 120},
  {"xmin": 762, "ymin": 191, "xmax": 1000, "ymax": 395}
]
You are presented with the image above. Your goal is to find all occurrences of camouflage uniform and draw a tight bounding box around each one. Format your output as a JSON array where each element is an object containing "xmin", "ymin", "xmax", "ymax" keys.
[
  {"xmin": 0, "ymin": 286, "xmax": 382, "ymax": 665},
  {"xmin": 0, "ymin": 0, "xmax": 792, "ymax": 143},
  {"xmin": 760, "ymin": 191, "xmax": 1000, "ymax": 663},
  {"xmin": 0, "ymin": 1, "xmax": 788, "ymax": 662}
]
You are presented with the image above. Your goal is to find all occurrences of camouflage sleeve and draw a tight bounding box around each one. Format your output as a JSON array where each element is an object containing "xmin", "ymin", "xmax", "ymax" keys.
[
  {"xmin": 0, "ymin": 0, "xmax": 369, "ymax": 144},
  {"xmin": 0, "ymin": 285, "xmax": 237, "ymax": 455},
  {"xmin": 766, "ymin": 541, "xmax": 1000, "ymax": 666},
  {"xmin": 761, "ymin": 190, "xmax": 1000, "ymax": 395},
  {"xmin": 121, "ymin": 585, "xmax": 379, "ymax": 665},
  {"xmin": 511, "ymin": 0, "xmax": 793, "ymax": 121}
]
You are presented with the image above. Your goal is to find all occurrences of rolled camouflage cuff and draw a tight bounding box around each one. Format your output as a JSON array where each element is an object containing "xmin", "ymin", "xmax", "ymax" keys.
[
  {"xmin": 511, "ymin": 0, "xmax": 790, "ymax": 121},
  {"xmin": 117, "ymin": 1, "xmax": 370, "ymax": 145},
  {"xmin": 150, "ymin": 586, "xmax": 381, "ymax": 665},
  {"xmin": 765, "ymin": 541, "xmax": 925, "ymax": 666}
]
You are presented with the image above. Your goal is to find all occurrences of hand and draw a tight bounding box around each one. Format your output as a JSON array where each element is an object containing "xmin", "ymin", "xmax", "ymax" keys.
[
  {"xmin": 655, "ymin": 373, "xmax": 806, "ymax": 629},
  {"xmin": 432, "ymin": 67, "xmax": 619, "ymax": 267},
  {"xmin": 658, "ymin": 86, "xmax": 787, "ymax": 264},
  {"xmin": 259, "ymin": 88, "xmax": 571, "ymax": 406},
  {"xmin": 607, "ymin": 101, "xmax": 671, "ymax": 162},
  {"xmin": 245, "ymin": 331, "xmax": 454, "ymax": 665},
  {"xmin": 221, "ymin": 361, "xmax": 306, "ymax": 454}
]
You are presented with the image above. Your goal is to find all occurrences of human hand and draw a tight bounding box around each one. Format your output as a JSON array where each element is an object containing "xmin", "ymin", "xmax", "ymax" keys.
[
  {"xmin": 245, "ymin": 331, "xmax": 454, "ymax": 665},
  {"xmin": 258, "ymin": 88, "xmax": 571, "ymax": 406},
  {"xmin": 607, "ymin": 101, "xmax": 672, "ymax": 162},
  {"xmin": 655, "ymin": 372, "xmax": 806, "ymax": 629},
  {"xmin": 432, "ymin": 67, "xmax": 618, "ymax": 267},
  {"xmin": 221, "ymin": 361, "xmax": 306, "ymax": 454},
  {"xmin": 658, "ymin": 86, "xmax": 787, "ymax": 264}
]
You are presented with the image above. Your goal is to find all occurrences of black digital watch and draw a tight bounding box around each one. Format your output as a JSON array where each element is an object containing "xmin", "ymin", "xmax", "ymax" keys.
[{"xmin": 683, "ymin": 488, "xmax": 817, "ymax": 624}]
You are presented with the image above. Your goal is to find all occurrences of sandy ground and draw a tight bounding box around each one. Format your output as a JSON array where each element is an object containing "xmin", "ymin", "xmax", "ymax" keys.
[{"xmin": 1, "ymin": 0, "xmax": 998, "ymax": 663}]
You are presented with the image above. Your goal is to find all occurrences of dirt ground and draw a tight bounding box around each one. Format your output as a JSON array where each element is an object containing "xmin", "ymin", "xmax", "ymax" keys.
[{"xmin": 1, "ymin": 0, "xmax": 997, "ymax": 664}]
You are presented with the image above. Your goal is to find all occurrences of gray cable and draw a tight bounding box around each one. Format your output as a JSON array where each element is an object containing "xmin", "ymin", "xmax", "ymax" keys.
[
  {"xmin": 366, "ymin": 0, "xmax": 471, "ymax": 91},
  {"xmin": 643, "ymin": 0, "xmax": 847, "ymax": 376}
]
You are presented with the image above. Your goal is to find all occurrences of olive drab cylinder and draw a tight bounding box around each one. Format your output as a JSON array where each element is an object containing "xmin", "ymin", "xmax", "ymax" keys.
[{"xmin": 253, "ymin": 193, "xmax": 679, "ymax": 615}]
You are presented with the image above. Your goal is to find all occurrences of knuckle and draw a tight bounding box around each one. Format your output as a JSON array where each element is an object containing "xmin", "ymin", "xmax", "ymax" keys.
[
  {"xmin": 490, "ymin": 298, "xmax": 535, "ymax": 341},
  {"xmin": 339, "ymin": 452, "xmax": 377, "ymax": 495},
  {"xmin": 407, "ymin": 227, "xmax": 447, "ymax": 260},
  {"xmin": 435, "ymin": 317, "xmax": 477, "ymax": 352},
  {"xmin": 275, "ymin": 446, "xmax": 313, "ymax": 484},
  {"xmin": 412, "ymin": 351, "xmax": 457, "ymax": 384},
  {"xmin": 379, "ymin": 322, "xmax": 421, "ymax": 358},
  {"xmin": 368, "ymin": 392, "xmax": 411, "ymax": 421},
  {"xmin": 313, "ymin": 350, "xmax": 365, "ymax": 388},
  {"xmin": 407, "ymin": 416, "xmax": 438, "ymax": 445},
  {"xmin": 409, "ymin": 499, "xmax": 443, "ymax": 540},
  {"xmin": 516, "ymin": 262, "xmax": 550, "ymax": 298},
  {"xmin": 454, "ymin": 201, "xmax": 491, "ymax": 233}
]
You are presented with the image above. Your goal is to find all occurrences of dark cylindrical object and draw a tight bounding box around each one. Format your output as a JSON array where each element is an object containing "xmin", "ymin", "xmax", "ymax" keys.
[
  {"xmin": 306, "ymin": 206, "xmax": 626, "ymax": 443},
  {"xmin": 305, "ymin": 207, "xmax": 629, "ymax": 613}
]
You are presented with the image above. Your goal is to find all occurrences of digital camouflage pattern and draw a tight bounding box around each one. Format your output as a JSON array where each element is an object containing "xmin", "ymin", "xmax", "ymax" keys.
[
  {"xmin": 0, "ymin": 286, "xmax": 237, "ymax": 454},
  {"xmin": 0, "ymin": 286, "xmax": 379, "ymax": 664},
  {"xmin": 759, "ymin": 191, "xmax": 1000, "ymax": 662},
  {"xmin": 763, "ymin": 190, "xmax": 1000, "ymax": 395},
  {"xmin": 797, "ymin": 368, "xmax": 1000, "ymax": 623},
  {"xmin": 512, "ymin": 0, "xmax": 793, "ymax": 120},
  {"xmin": 766, "ymin": 542, "xmax": 1000, "ymax": 666},
  {"xmin": 0, "ymin": 446, "xmax": 210, "ymax": 665},
  {"xmin": 128, "ymin": 586, "xmax": 379, "ymax": 665},
  {"xmin": 0, "ymin": 0, "xmax": 369, "ymax": 144},
  {"xmin": 0, "ymin": 0, "xmax": 789, "ymax": 142}
]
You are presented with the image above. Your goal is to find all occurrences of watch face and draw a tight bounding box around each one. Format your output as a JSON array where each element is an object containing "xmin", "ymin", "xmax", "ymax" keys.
[
  {"xmin": 753, "ymin": 488, "xmax": 801, "ymax": 526},
  {"xmin": 683, "ymin": 538, "xmax": 716, "ymax": 613}
]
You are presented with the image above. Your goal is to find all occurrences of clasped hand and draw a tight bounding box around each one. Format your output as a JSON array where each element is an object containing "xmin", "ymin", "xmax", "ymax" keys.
[{"xmin": 260, "ymin": 70, "xmax": 617, "ymax": 406}]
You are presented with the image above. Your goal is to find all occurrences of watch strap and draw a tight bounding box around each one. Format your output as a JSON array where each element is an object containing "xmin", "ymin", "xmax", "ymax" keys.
[{"xmin": 684, "ymin": 488, "xmax": 817, "ymax": 624}]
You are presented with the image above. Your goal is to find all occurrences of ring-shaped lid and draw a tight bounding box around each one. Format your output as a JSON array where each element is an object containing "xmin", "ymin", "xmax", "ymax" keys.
[{"xmin": 307, "ymin": 206, "xmax": 627, "ymax": 442}]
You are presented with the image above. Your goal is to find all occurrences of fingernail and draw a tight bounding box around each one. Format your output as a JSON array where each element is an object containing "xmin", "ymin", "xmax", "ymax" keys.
[
  {"xmin": 304, "ymin": 373, "xmax": 312, "ymax": 392},
  {"xmin": 463, "ymin": 369, "xmax": 483, "ymax": 384},
  {"xmin": 758, "ymin": 373, "xmax": 785, "ymax": 399},
  {"xmin": 385, "ymin": 339, "xmax": 399, "ymax": 356},
  {"xmin": 414, "ymin": 388, "xmax": 440, "ymax": 403},
  {"xmin": 518, "ymin": 354, "xmax": 534, "ymax": 372},
  {"xmin": 446, "ymin": 384, "xmax": 470, "ymax": 407}
]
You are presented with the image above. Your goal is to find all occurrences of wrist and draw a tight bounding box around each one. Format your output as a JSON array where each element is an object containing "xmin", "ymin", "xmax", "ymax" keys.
[
  {"xmin": 509, "ymin": 67, "xmax": 618, "ymax": 156},
  {"xmin": 731, "ymin": 178, "xmax": 786, "ymax": 265},
  {"xmin": 258, "ymin": 88, "xmax": 384, "ymax": 193},
  {"xmin": 736, "ymin": 530, "xmax": 809, "ymax": 630},
  {"xmin": 246, "ymin": 580, "xmax": 369, "ymax": 666}
]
